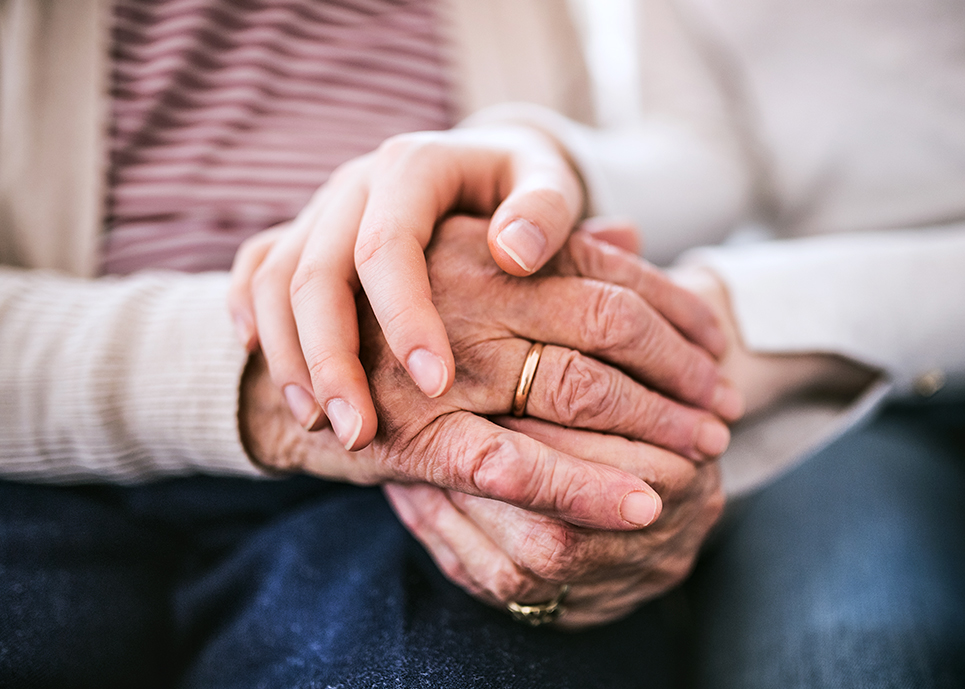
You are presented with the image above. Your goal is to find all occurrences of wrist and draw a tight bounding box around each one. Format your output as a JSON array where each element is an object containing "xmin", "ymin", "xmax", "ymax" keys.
[{"xmin": 671, "ymin": 266, "xmax": 876, "ymax": 417}]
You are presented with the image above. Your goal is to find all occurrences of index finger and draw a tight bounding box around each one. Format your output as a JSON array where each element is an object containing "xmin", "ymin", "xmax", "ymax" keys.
[{"xmin": 353, "ymin": 141, "xmax": 493, "ymax": 399}]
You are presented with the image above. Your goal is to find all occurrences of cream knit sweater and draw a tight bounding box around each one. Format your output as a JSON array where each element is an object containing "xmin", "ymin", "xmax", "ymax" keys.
[
  {"xmin": 0, "ymin": 0, "xmax": 592, "ymax": 483},
  {"xmin": 2, "ymin": 0, "xmax": 964, "ymax": 493}
]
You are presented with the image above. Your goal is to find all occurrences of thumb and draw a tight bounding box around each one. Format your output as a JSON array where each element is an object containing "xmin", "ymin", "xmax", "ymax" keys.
[{"xmin": 487, "ymin": 154, "xmax": 585, "ymax": 277}]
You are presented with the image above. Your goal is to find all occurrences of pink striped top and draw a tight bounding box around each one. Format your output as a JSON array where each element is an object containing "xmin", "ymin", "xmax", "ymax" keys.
[{"xmin": 102, "ymin": 0, "xmax": 454, "ymax": 275}]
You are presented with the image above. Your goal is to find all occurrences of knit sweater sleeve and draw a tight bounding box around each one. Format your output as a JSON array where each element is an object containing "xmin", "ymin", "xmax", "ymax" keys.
[
  {"xmin": 0, "ymin": 267, "xmax": 266, "ymax": 483},
  {"xmin": 462, "ymin": 102, "xmax": 752, "ymax": 267},
  {"xmin": 685, "ymin": 225, "xmax": 965, "ymax": 401}
]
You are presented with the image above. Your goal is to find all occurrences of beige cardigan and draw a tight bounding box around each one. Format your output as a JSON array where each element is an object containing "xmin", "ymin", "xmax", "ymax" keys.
[
  {"xmin": 0, "ymin": 0, "xmax": 598, "ymax": 483},
  {"xmin": 0, "ymin": 0, "xmax": 593, "ymax": 276},
  {"xmin": 2, "ymin": 0, "xmax": 964, "ymax": 492}
]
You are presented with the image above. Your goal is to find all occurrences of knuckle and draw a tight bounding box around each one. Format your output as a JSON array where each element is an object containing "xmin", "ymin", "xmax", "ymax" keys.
[
  {"xmin": 250, "ymin": 255, "xmax": 286, "ymax": 297},
  {"xmin": 376, "ymin": 299, "xmax": 418, "ymax": 344},
  {"xmin": 470, "ymin": 434, "xmax": 610, "ymax": 525},
  {"xmin": 354, "ymin": 225, "xmax": 391, "ymax": 273},
  {"xmin": 437, "ymin": 557, "xmax": 470, "ymax": 591},
  {"xmin": 551, "ymin": 351, "xmax": 616, "ymax": 427},
  {"xmin": 646, "ymin": 536, "xmax": 700, "ymax": 587},
  {"xmin": 706, "ymin": 489, "xmax": 726, "ymax": 525},
  {"xmin": 303, "ymin": 347, "xmax": 341, "ymax": 391},
  {"xmin": 355, "ymin": 224, "xmax": 423, "ymax": 280},
  {"xmin": 391, "ymin": 493, "xmax": 431, "ymax": 536},
  {"xmin": 374, "ymin": 133, "xmax": 411, "ymax": 161},
  {"xmin": 471, "ymin": 436, "xmax": 574, "ymax": 515},
  {"xmin": 328, "ymin": 153, "xmax": 370, "ymax": 184},
  {"xmin": 581, "ymin": 284, "xmax": 637, "ymax": 353},
  {"xmin": 470, "ymin": 436, "xmax": 533, "ymax": 504},
  {"xmin": 375, "ymin": 132, "xmax": 439, "ymax": 165},
  {"xmin": 489, "ymin": 564, "xmax": 534, "ymax": 603},
  {"xmin": 632, "ymin": 304, "xmax": 664, "ymax": 350},
  {"xmin": 225, "ymin": 279, "xmax": 246, "ymax": 310},
  {"xmin": 234, "ymin": 232, "xmax": 263, "ymax": 262},
  {"xmin": 673, "ymin": 350, "xmax": 720, "ymax": 405},
  {"xmin": 516, "ymin": 521, "xmax": 576, "ymax": 582},
  {"xmin": 662, "ymin": 559, "xmax": 694, "ymax": 592},
  {"xmin": 634, "ymin": 392, "xmax": 694, "ymax": 450},
  {"xmin": 564, "ymin": 230, "xmax": 609, "ymax": 279},
  {"xmin": 701, "ymin": 473, "xmax": 726, "ymax": 524},
  {"xmin": 288, "ymin": 259, "xmax": 328, "ymax": 307}
]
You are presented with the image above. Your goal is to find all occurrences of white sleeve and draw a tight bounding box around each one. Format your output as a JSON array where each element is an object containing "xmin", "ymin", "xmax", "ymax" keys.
[
  {"xmin": 0, "ymin": 267, "xmax": 266, "ymax": 483},
  {"xmin": 684, "ymin": 225, "xmax": 965, "ymax": 400},
  {"xmin": 462, "ymin": 102, "xmax": 752, "ymax": 267}
]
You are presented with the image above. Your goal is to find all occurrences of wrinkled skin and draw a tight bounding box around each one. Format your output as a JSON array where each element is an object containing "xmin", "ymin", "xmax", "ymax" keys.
[
  {"xmin": 240, "ymin": 216, "xmax": 728, "ymax": 623},
  {"xmin": 386, "ymin": 414, "xmax": 725, "ymax": 628}
]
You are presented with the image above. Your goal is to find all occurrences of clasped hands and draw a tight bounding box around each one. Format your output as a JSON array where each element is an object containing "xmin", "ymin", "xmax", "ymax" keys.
[{"xmin": 230, "ymin": 125, "xmax": 743, "ymax": 628}]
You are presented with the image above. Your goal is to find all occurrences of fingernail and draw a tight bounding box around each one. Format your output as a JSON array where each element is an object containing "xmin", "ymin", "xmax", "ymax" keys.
[
  {"xmin": 407, "ymin": 348, "xmax": 448, "ymax": 398},
  {"xmin": 326, "ymin": 398, "xmax": 363, "ymax": 450},
  {"xmin": 696, "ymin": 421, "xmax": 730, "ymax": 458},
  {"xmin": 495, "ymin": 219, "xmax": 547, "ymax": 272},
  {"xmin": 713, "ymin": 382, "xmax": 745, "ymax": 421},
  {"xmin": 283, "ymin": 384, "xmax": 323, "ymax": 430},
  {"xmin": 233, "ymin": 314, "xmax": 255, "ymax": 352},
  {"xmin": 620, "ymin": 491, "xmax": 659, "ymax": 527}
]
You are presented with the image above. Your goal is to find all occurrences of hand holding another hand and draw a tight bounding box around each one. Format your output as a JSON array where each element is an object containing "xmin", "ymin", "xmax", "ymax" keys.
[
  {"xmin": 386, "ymin": 416, "xmax": 724, "ymax": 629},
  {"xmin": 229, "ymin": 124, "xmax": 589, "ymax": 449},
  {"xmin": 238, "ymin": 216, "xmax": 739, "ymax": 532}
]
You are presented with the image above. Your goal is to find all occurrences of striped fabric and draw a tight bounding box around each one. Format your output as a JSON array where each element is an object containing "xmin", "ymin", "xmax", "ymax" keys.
[{"xmin": 102, "ymin": 0, "xmax": 453, "ymax": 275}]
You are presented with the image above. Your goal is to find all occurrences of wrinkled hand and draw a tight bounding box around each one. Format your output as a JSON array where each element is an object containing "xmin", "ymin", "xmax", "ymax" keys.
[
  {"xmin": 386, "ymin": 417, "xmax": 724, "ymax": 629},
  {"xmin": 240, "ymin": 216, "xmax": 738, "ymax": 531},
  {"xmin": 228, "ymin": 124, "xmax": 588, "ymax": 447}
]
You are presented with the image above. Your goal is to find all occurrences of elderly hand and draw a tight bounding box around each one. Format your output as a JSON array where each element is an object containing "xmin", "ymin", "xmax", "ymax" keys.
[
  {"xmin": 227, "ymin": 124, "xmax": 585, "ymax": 445},
  {"xmin": 239, "ymin": 216, "xmax": 738, "ymax": 530},
  {"xmin": 385, "ymin": 416, "xmax": 724, "ymax": 629},
  {"xmin": 226, "ymin": 124, "xmax": 734, "ymax": 451}
]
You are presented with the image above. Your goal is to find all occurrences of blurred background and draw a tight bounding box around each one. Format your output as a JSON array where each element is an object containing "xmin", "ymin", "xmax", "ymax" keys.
[{"xmin": 569, "ymin": 0, "xmax": 643, "ymax": 127}]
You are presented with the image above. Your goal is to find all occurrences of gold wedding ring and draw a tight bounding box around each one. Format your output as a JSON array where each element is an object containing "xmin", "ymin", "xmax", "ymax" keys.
[
  {"xmin": 511, "ymin": 342, "xmax": 545, "ymax": 417},
  {"xmin": 507, "ymin": 585, "xmax": 570, "ymax": 627}
]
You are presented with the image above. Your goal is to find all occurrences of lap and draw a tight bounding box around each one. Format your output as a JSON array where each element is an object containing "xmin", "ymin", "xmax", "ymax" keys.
[
  {"xmin": 0, "ymin": 481, "xmax": 178, "ymax": 688},
  {"xmin": 687, "ymin": 401, "xmax": 965, "ymax": 689},
  {"xmin": 4, "ymin": 402, "xmax": 961, "ymax": 688},
  {"xmin": 173, "ymin": 482, "xmax": 684, "ymax": 689},
  {"xmin": 0, "ymin": 476, "xmax": 683, "ymax": 689}
]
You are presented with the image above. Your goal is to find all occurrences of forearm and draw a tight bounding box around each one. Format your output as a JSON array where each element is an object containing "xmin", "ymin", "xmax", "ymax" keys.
[
  {"xmin": 683, "ymin": 225, "xmax": 965, "ymax": 402},
  {"xmin": 0, "ymin": 267, "xmax": 264, "ymax": 483}
]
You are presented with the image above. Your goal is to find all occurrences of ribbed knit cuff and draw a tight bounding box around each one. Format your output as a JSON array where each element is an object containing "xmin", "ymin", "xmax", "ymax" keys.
[
  {"xmin": 0, "ymin": 268, "xmax": 267, "ymax": 483},
  {"xmin": 120, "ymin": 272, "xmax": 267, "ymax": 479}
]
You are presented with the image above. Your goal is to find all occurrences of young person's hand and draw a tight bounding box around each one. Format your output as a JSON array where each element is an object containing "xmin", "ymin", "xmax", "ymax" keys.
[
  {"xmin": 239, "ymin": 216, "xmax": 740, "ymax": 532},
  {"xmin": 228, "ymin": 124, "xmax": 585, "ymax": 446},
  {"xmin": 227, "ymin": 126, "xmax": 734, "ymax": 450}
]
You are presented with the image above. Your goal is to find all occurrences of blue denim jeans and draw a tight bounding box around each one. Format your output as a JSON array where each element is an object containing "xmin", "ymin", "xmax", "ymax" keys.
[
  {"xmin": 1, "ymin": 402, "xmax": 963, "ymax": 688},
  {"xmin": 688, "ymin": 401, "xmax": 965, "ymax": 689}
]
